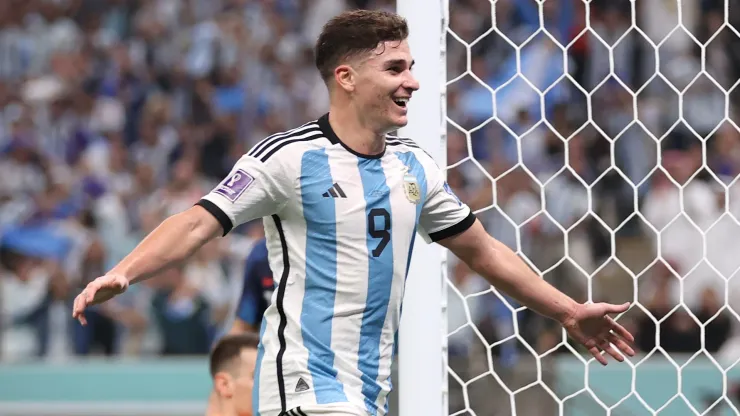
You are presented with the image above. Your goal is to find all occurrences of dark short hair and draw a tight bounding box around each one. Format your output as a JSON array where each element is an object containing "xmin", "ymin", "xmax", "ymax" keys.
[
  {"xmin": 209, "ymin": 333, "xmax": 260, "ymax": 378},
  {"xmin": 315, "ymin": 9, "xmax": 409, "ymax": 82}
]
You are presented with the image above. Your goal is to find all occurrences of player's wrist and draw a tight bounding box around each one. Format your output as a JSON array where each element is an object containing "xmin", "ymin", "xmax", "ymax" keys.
[
  {"xmin": 106, "ymin": 268, "xmax": 134, "ymax": 285},
  {"xmin": 554, "ymin": 299, "xmax": 580, "ymax": 326}
]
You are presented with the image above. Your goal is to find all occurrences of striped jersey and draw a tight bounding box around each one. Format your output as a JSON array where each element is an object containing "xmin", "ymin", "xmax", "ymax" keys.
[{"xmin": 197, "ymin": 113, "xmax": 475, "ymax": 416}]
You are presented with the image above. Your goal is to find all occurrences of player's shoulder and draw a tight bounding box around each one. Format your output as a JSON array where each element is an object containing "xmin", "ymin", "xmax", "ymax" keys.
[
  {"xmin": 245, "ymin": 119, "xmax": 328, "ymax": 164},
  {"xmin": 386, "ymin": 134, "xmax": 438, "ymax": 166}
]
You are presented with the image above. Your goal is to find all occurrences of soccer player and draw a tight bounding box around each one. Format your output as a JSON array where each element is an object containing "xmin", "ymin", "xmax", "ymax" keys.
[
  {"xmin": 72, "ymin": 9, "xmax": 636, "ymax": 416},
  {"xmin": 230, "ymin": 238, "xmax": 273, "ymax": 334},
  {"xmin": 207, "ymin": 333, "xmax": 260, "ymax": 416}
]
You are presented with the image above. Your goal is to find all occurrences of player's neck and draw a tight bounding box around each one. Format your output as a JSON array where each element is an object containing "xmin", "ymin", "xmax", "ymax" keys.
[
  {"xmin": 205, "ymin": 393, "xmax": 239, "ymax": 416},
  {"xmin": 328, "ymin": 105, "xmax": 385, "ymax": 156}
]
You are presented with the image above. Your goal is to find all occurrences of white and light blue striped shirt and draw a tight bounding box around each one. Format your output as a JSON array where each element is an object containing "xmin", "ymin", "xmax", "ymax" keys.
[{"xmin": 198, "ymin": 114, "xmax": 474, "ymax": 416}]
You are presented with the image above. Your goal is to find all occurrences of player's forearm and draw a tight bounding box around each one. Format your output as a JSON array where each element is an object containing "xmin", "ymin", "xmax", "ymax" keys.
[
  {"xmin": 470, "ymin": 237, "xmax": 578, "ymax": 324},
  {"xmin": 110, "ymin": 208, "xmax": 219, "ymax": 285}
]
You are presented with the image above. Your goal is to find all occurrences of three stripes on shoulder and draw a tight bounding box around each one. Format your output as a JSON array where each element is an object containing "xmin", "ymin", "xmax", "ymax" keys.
[
  {"xmin": 246, "ymin": 120, "xmax": 422, "ymax": 164},
  {"xmin": 247, "ymin": 122, "xmax": 324, "ymax": 162}
]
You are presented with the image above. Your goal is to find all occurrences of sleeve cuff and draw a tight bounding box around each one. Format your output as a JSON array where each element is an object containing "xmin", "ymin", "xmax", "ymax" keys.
[
  {"xmin": 196, "ymin": 199, "xmax": 233, "ymax": 236},
  {"xmin": 428, "ymin": 211, "xmax": 476, "ymax": 243}
]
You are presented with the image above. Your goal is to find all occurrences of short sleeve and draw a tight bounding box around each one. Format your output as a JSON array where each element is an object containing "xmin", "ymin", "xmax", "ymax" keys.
[
  {"xmin": 418, "ymin": 164, "xmax": 476, "ymax": 244},
  {"xmin": 196, "ymin": 154, "xmax": 293, "ymax": 236}
]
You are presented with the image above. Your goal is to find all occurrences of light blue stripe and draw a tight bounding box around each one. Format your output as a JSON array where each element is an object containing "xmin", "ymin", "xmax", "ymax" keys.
[
  {"xmin": 300, "ymin": 149, "xmax": 347, "ymax": 404},
  {"xmin": 253, "ymin": 318, "xmax": 266, "ymax": 416},
  {"xmin": 357, "ymin": 158, "xmax": 395, "ymax": 415}
]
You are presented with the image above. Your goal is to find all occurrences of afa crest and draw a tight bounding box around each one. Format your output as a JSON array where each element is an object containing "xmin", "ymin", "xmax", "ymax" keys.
[{"xmin": 403, "ymin": 173, "xmax": 421, "ymax": 204}]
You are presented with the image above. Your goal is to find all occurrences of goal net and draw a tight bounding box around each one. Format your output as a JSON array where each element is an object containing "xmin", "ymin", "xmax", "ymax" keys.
[{"xmin": 442, "ymin": 0, "xmax": 740, "ymax": 415}]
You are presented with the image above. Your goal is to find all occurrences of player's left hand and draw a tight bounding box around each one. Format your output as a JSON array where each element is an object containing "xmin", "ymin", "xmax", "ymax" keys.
[{"xmin": 561, "ymin": 302, "xmax": 635, "ymax": 366}]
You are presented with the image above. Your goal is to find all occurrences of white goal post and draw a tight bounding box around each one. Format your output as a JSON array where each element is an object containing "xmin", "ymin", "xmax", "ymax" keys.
[{"xmin": 397, "ymin": 0, "xmax": 740, "ymax": 415}]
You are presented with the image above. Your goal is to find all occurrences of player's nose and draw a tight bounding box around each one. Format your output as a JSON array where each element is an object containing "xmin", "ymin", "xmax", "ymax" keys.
[{"xmin": 404, "ymin": 73, "xmax": 420, "ymax": 92}]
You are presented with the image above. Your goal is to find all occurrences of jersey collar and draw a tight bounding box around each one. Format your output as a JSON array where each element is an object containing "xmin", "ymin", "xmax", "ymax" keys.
[{"xmin": 318, "ymin": 113, "xmax": 386, "ymax": 159}]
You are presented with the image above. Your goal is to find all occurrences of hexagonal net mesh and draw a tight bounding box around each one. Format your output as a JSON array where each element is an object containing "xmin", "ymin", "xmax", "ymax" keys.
[{"xmin": 443, "ymin": 0, "xmax": 740, "ymax": 415}]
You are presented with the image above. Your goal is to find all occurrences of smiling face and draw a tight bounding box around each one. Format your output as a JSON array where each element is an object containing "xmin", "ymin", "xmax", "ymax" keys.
[
  {"xmin": 335, "ymin": 40, "xmax": 419, "ymax": 132},
  {"xmin": 314, "ymin": 10, "xmax": 417, "ymax": 133}
]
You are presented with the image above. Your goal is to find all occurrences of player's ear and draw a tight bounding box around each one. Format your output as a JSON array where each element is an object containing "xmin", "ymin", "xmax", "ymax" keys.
[
  {"xmin": 334, "ymin": 64, "xmax": 356, "ymax": 92},
  {"xmin": 214, "ymin": 372, "xmax": 235, "ymax": 398}
]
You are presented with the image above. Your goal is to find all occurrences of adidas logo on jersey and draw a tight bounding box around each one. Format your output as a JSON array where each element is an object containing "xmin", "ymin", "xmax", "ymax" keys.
[
  {"xmin": 295, "ymin": 377, "xmax": 310, "ymax": 392},
  {"xmin": 322, "ymin": 183, "xmax": 347, "ymax": 198}
]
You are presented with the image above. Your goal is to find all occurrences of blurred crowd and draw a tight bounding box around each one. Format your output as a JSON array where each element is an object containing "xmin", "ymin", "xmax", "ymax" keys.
[
  {"xmin": 0, "ymin": 0, "xmax": 739, "ymax": 398},
  {"xmin": 443, "ymin": 0, "xmax": 740, "ymax": 412},
  {"xmin": 0, "ymin": 0, "xmax": 395, "ymax": 360}
]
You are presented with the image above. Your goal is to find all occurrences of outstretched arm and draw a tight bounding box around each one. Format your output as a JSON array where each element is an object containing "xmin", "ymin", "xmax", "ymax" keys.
[
  {"xmin": 72, "ymin": 205, "xmax": 223, "ymax": 324},
  {"xmin": 113, "ymin": 205, "xmax": 223, "ymax": 284},
  {"xmin": 437, "ymin": 219, "xmax": 635, "ymax": 365},
  {"xmin": 72, "ymin": 148, "xmax": 295, "ymax": 326},
  {"xmin": 439, "ymin": 219, "xmax": 578, "ymax": 323}
]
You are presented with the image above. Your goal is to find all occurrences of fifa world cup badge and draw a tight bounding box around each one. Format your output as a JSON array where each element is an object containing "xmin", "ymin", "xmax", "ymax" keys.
[{"xmin": 403, "ymin": 173, "xmax": 421, "ymax": 204}]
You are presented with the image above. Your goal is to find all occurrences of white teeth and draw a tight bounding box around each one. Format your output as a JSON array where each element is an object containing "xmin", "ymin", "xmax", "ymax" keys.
[{"xmin": 395, "ymin": 98, "xmax": 409, "ymax": 103}]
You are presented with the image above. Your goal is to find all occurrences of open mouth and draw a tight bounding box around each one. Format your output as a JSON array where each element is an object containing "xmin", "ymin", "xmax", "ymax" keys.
[{"xmin": 393, "ymin": 97, "xmax": 408, "ymax": 108}]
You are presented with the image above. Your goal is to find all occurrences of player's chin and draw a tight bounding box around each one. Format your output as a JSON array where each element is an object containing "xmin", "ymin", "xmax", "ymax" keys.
[
  {"xmin": 392, "ymin": 115, "xmax": 408, "ymax": 127},
  {"xmin": 387, "ymin": 112, "xmax": 409, "ymax": 128}
]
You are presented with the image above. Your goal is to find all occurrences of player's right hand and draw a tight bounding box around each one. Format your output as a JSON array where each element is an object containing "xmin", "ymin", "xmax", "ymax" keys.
[{"xmin": 72, "ymin": 274, "xmax": 129, "ymax": 325}]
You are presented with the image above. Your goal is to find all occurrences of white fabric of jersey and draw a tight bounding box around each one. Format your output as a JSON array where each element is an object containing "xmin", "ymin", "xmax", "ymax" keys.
[{"xmin": 197, "ymin": 113, "xmax": 475, "ymax": 416}]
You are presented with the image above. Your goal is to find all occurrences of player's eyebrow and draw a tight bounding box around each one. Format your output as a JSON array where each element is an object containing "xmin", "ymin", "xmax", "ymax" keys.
[{"xmin": 385, "ymin": 59, "xmax": 415, "ymax": 69}]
